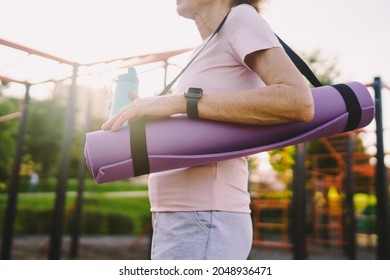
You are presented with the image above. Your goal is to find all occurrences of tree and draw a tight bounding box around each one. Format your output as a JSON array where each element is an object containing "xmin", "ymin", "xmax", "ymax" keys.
[
  {"xmin": 269, "ymin": 146, "xmax": 295, "ymax": 185},
  {"xmin": 300, "ymin": 50, "xmax": 340, "ymax": 86},
  {"xmin": 24, "ymin": 98, "xmax": 66, "ymax": 178},
  {"xmin": 0, "ymin": 92, "xmax": 19, "ymax": 182}
]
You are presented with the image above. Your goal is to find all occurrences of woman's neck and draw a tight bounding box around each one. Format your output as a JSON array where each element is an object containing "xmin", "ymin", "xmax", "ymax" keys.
[{"xmin": 194, "ymin": 4, "xmax": 231, "ymax": 40}]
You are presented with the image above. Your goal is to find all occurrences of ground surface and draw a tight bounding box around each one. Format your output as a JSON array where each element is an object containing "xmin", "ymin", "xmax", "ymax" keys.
[{"xmin": 6, "ymin": 235, "xmax": 377, "ymax": 260}]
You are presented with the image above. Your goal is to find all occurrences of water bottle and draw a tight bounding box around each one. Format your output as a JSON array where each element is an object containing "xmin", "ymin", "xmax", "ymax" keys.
[{"xmin": 109, "ymin": 67, "xmax": 139, "ymax": 121}]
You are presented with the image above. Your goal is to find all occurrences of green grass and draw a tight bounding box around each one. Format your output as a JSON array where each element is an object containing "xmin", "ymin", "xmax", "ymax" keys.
[{"xmin": 10, "ymin": 177, "xmax": 147, "ymax": 193}]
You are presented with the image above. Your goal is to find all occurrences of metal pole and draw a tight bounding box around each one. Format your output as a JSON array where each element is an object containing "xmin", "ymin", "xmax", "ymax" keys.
[
  {"xmin": 343, "ymin": 134, "xmax": 356, "ymax": 259},
  {"xmin": 163, "ymin": 60, "xmax": 168, "ymax": 88},
  {"xmin": 292, "ymin": 143, "xmax": 307, "ymax": 259},
  {"xmin": 48, "ymin": 64, "xmax": 79, "ymax": 260},
  {"xmin": 1, "ymin": 83, "xmax": 31, "ymax": 260},
  {"xmin": 69, "ymin": 89, "xmax": 92, "ymax": 259},
  {"xmin": 373, "ymin": 76, "xmax": 390, "ymax": 259}
]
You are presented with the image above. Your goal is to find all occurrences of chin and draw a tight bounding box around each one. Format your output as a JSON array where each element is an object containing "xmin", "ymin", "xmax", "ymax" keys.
[{"xmin": 176, "ymin": 0, "xmax": 193, "ymax": 19}]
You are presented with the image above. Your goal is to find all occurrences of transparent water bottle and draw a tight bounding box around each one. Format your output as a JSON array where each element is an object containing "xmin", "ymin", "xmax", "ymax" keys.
[{"xmin": 109, "ymin": 67, "xmax": 139, "ymax": 122}]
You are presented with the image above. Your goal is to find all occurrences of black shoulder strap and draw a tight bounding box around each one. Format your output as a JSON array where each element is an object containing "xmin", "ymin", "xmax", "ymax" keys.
[
  {"xmin": 276, "ymin": 35, "xmax": 362, "ymax": 132},
  {"xmin": 159, "ymin": 12, "xmax": 230, "ymax": 96},
  {"xmin": 275, "ymin": 34, "xmax": 323, "ymax": 88}
]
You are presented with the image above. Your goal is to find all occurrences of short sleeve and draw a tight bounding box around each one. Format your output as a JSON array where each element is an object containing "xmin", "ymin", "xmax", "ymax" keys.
[{"xmin": 226, "ymin": 4, "xmax": 282, "ymax": 64}]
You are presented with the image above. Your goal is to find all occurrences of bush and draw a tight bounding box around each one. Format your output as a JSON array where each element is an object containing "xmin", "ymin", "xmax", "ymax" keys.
[
  {"xmin": 69, "ymin": 212, "xmax": 137, "ymax": 235},
  {"xmin": 16, "ymin": 208, "xmax": 52, "ymax": 234},
  {"xmin": 0, "ymin": 208, "xmax": 141, "ymax": 235},
  {"xmin": 0, "ymin": 184, "xmax": 150, "ymax": 236},
  {"xmin": 106, "ymin": 213, "xmax": 134, "ymax": 235},
  {"xmin": 80, "ymin": 212, "xmax": 106, "ymax": 235}
]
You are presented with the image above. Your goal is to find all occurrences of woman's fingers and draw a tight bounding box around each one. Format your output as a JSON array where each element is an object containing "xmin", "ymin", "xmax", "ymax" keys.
[
  {"xmin": 101, "ymin": 94, "xmax": 181, "ymax": 131},
  {"xmin": 128, "ymin": 90, "xmax": 139, "ymax": 100},
  {"xmin": 101, "ymin": 90, "xmax": 140, "ymax": 130},
  {"xmin": 110, "ymin": 111, "xmax": 135, "ymax": 131},
  {"xmin": 101, "ymin": 106, "xmax": 127, "ymax": 130}
]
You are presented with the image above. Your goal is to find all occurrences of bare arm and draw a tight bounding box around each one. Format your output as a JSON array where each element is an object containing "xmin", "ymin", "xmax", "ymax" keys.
[
  {"xmin": 102, "ymin": 47, "xmax": 314, "ymax": 131},
  {"xmin": 198, "ymin": 47, "xmax": 314, "ymax": 124}
]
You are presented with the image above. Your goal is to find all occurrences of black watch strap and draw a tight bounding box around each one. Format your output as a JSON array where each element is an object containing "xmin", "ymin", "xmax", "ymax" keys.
[
  {"xmin": 186, "ymin": 97, "xmax": 199, "ymax": 119},
  {"xmin": 184, "ymin": 87, "xmax": 203, "ymax": 119}
]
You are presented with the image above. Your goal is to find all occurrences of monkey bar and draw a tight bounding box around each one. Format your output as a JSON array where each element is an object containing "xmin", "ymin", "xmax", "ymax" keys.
[{"xmin": 0, "ymin": 37, "xmax": 190, "ymax": 260}]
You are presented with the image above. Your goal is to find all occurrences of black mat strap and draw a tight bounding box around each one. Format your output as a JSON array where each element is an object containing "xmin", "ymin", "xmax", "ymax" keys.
[
  {"xmin": 276, "ymin": 34, "xmax": 323, "ymax": 88},
  {"xmin": 332, "ymin": 84, "xmax": 362, "ymax": 132},
  {"xmin": 130, "ymin": 117, "xmax": 150, "ymax": 176}
]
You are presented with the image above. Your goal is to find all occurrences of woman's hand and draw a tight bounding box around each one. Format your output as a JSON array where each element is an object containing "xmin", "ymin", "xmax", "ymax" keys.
[{"xmin": 101, "ymin": 92, "xmax": 186, "ymax": 131}]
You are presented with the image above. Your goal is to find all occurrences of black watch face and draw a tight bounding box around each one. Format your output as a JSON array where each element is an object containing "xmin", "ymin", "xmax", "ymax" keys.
[{"xmin": 185, "ymin": 87, "xmax": 203, "ymax": 98}]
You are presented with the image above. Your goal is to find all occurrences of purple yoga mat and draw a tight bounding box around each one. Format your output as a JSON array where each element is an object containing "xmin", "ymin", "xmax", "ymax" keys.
[{"xmin": 84, "ymin": 82, "xmax": 374, "ymax": 183}]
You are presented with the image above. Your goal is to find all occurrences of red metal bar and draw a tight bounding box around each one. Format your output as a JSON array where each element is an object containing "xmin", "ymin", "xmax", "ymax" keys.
[
  {"xmin": 81, "ymin": 48, "xmax": 191, "ymax": 66},
  {"xmin": 1, "ymin": 37, "xmax": 191, "ymax": 86},
  {"xmin": 0, "ymin": 74, "xmax": 27, "ymax": 84},
  {"xmin": 0, "ymin": 38, "xmax": 75, "ymax": 65}
]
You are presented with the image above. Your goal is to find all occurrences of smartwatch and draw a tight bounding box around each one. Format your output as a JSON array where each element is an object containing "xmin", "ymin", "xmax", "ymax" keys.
[{"xmin": 184, "ymin": 87, "xmax": 203, "ymax": 119}]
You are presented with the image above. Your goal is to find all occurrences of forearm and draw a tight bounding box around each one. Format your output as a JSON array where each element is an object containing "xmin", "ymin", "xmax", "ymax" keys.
[{"xmin": 198, "ymin": 84, "xmax": 314, "ymax": 125}]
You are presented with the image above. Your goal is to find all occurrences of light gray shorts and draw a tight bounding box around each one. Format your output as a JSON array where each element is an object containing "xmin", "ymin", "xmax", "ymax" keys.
[{"xmin": 151, "ymin": 211, "xmax": 253, "ymax": 260}]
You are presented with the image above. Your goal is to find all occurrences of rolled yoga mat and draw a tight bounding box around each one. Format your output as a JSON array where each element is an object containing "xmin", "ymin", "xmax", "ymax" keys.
[{"xmin": 84, "ymin": 82, "xmax": 374, "ymax": 184}]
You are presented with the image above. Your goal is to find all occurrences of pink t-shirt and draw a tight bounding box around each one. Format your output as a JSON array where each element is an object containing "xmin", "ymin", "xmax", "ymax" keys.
[{"xmin": 148, "ymin": 4, "xmax": 281, "ymax": 213}]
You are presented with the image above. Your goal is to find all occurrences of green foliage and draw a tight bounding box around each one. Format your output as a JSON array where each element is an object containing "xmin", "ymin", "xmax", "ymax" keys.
[
  {"xmin": 15, "ymin": 208, "xmax": 53, "ymax": 233},
  {"xmin": 25, "ymin": 98, "xmax": 65, "ymax": 177},
  {"xmin": 0, "ymin": 84, "xmax": 130, "ymax": 192},
  {"xmin": 0, "ymin": 93, "xmax": 68, "ymax": 182},
  {"xmin": 2, "ymin": 208, "xmax": 141, "ymax": 235},
  {"xmin": 248, "ymin": 155, "xmax": 259, "ymax": 173},
  {"xmin": 78, "ymin": 212, "xmax": 105, "ymax": 234},
  {"xmin": 306, "ymin": 140, "xmax": 338, "ymax": 169},
  {"xmin": 82, "ymin": 194, "xmax": 150, "ymax": 233},
  {"xmin": 0, "ymin": 94, "xmax": 19, "ymax": 182},
  {"xmin": 268, "ymin": 146, "xmax": 296, "ymax": 185},
  {"xmin": 354, "ymin": 193, "xmax": 377, "ymax": 233},
  {"xmin": 354, "ymin": 192, "xmax": 377, "ymax": 214},
  {"xmin": 106, "ymin": 213, "xmax": 135, "ymax": 235},
  {"xmin": 300, "ymin": 49, "xmax": 340, "ymax": 86}
]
